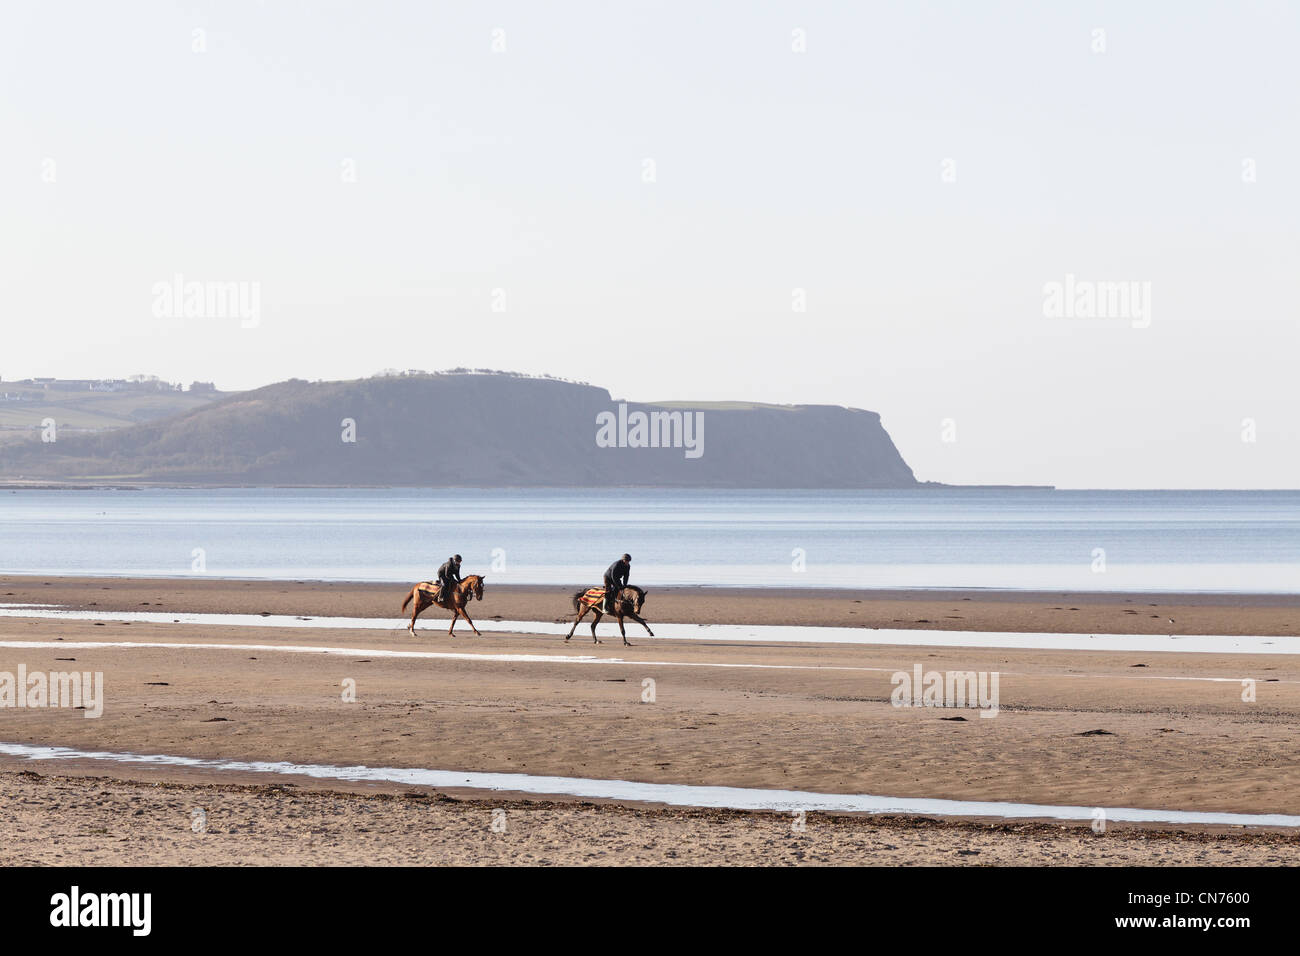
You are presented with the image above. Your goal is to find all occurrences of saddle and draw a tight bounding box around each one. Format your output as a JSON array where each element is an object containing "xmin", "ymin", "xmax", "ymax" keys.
[{"xmin": 419, "ymin": 581, "xmax": 453, "ymax": 602}]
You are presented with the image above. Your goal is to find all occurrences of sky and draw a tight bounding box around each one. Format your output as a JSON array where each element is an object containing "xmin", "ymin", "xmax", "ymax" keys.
[{"xmin": 2, "ymin": 1, "xmax": 1297, "ymax": 489}]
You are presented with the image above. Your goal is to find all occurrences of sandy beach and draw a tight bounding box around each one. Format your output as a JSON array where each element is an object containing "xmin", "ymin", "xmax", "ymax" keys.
[
  {"xmin": 5, "ymin": 769, "xmax": 1298, "ymax": 866},
  {"xmin": 1, "ymin": 574, "xmax": 1297, "ymax": 865}
]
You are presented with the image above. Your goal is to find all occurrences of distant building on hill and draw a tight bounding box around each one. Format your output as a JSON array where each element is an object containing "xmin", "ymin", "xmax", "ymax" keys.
[{"xmin": 10, "ymin": 377, "xmax": 185, "ymax": 392}]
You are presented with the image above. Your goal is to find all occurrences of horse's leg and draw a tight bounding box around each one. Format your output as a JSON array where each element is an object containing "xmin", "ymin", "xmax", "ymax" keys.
[
  {"xmin": 566, "ymin": 605, "xmax": 591, "ymax": 642},
  {"xmin": 625, "ymin": 610, "xmax": 655, "ymax": 638},
  {"xmin": 459, "ymin": 602, "xmax": 482, "ymax": 637},
  {"xmin": 409, "ymin": 591, "xmax": 427, "ymax": 634},
  {"xmin": 615, "ymin": 614, "xmax": 631, "ymax": 646},
  {"xmin": 590, "ymin": 610, "xmax": 603, "ymax": 645},
  {"xmin": 448, "ymin": 605, "xmax": 458, "ymax": 636}
]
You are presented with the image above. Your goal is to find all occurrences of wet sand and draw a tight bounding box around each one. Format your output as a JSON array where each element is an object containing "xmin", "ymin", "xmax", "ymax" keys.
[{"xmin": 0, "ymin": 574, "xmax": 1297, "ymax": 865}]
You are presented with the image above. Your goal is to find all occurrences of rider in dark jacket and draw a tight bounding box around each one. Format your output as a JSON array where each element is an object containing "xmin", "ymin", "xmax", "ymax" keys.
[
  {"xmin": 437, "ymin": 555, "xmax": 463, "ymax": 603},
  {"xmin": 603, "ymin": 554, "xmax": 631, "ymax": 612}
]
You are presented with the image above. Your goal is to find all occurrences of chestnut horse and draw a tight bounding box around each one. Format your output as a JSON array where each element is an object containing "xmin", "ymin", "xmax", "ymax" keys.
[
  {"xmin": 401, "ymin": 574, "xmax": 486, "ymax": 636},
  {"xmin": 565, "ymin": 584, "xmax": 654, "ymax": 646}
]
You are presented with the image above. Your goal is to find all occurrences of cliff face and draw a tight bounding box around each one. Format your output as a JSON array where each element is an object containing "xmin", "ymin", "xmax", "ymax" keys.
[{"xmin": 0, "ymin": 374, "xmax": 918, "ymax": 488}]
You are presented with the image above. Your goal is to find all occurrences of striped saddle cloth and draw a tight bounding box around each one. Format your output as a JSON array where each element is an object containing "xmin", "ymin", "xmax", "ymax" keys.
[{"xmin": 580, "ymin": 587, "xmax": 608, "ymax": 605}]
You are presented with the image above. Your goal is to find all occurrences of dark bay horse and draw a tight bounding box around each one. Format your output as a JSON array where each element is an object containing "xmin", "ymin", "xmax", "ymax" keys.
[
  {"xmin": 401, "ymin": 574, "xmax": 486, "ymax": 636},
  {"xmin": 565, "ymin": 584, "xmax": 654, "ymax": 646}
]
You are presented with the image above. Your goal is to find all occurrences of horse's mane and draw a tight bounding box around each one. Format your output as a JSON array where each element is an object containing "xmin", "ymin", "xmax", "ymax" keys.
[{"xmin": 623, "ymin": 584, "xmax": 646, "ymax": 598}]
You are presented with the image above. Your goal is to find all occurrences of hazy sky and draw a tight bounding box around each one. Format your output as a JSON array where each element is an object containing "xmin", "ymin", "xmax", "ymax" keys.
[{"xmin": 2, "ymin": 1, "xmax": 1297, "ymax": 488}]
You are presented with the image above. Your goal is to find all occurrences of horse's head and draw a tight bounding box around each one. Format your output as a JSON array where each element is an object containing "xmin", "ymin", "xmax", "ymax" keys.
[
  {"xmin": 629, "ymin": 585, "xmax": 647, "ymax": 612},
  {"xmin": 470, "ymin": 575, "xmax": 485, "ymax": 601}
]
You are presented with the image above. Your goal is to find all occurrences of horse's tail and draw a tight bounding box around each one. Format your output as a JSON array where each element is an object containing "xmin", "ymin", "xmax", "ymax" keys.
[
  {"xmin": 401, "ymin": 588, "xmax": 414, "ymax": 612},
  {"xmin": 572, "ymin": 589, "xmax": 588, "ymax": 612}
]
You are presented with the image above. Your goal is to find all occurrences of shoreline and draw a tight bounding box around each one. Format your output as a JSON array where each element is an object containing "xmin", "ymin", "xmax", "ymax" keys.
[
  {"xmin": 4, "ymin": 573, "xmax": 1297, "ymax": 635},
  {"xmin": 7, "ymin": 569, "xmax": 1300, "ymax": 601}
]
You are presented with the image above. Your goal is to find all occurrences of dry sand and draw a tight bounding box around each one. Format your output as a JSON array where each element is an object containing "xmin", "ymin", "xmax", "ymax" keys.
[
  {"xmin": 5, "ymin": 769, "xmax": 1298, "ymax": 866},
  {"xmin": 1, "ymin": 574, "xmax": 1297, "ymax": 866}
]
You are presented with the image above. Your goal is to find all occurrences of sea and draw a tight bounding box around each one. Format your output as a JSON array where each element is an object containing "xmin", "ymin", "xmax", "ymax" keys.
[{"xmin": 0, "ymin": 487, "xmax": 1297, "ymax": 593}]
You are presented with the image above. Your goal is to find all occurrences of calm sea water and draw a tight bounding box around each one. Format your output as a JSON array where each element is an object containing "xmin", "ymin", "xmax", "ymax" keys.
[{"xmin": 0, "ymin": 488, "xmax": 1297, "ymax": 593}]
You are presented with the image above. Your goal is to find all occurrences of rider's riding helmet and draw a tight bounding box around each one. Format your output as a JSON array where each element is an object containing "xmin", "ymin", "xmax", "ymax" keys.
[
  {"xmin": 453, "ymin": 554, "xmax": 462, "ymax": 563},
  {"xmin": 623, "ymin": 554, "xmax": 631, "ymax": 563}
]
